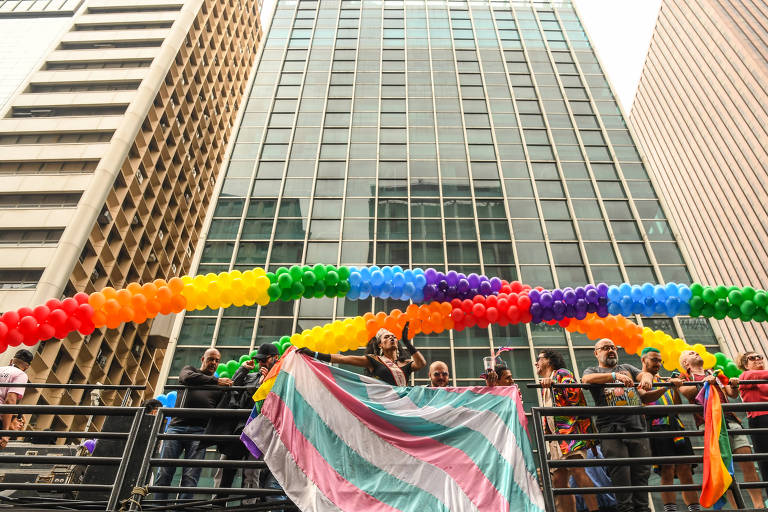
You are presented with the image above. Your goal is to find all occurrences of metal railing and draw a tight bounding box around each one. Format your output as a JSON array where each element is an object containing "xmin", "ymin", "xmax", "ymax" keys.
[{"xmin": 528, "ymin": 381, "xmax": 768, "ymax": 512}]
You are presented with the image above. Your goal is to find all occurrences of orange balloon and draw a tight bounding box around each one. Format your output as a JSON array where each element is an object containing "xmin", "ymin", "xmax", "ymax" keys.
[
  {"xmin": 156, "ymin": 286, "xmax": 173, "ymax": 304},
  {"xmin": 104, "ymin": 299, "xmax": 120, "ymax": 315},
  {"xmin": 119, "ymin": 306, "xmax": 134, "ymax": 323},
  {"xmin": 92, "ymin": 310, "xmax": 107, "ymax": 327},
  {"xmin": 126, "ymin": 282, "xmax": 142, "ymax": 294},
  {"xmin": 142, "ymin": 283, "xmax": 158, "ymax": 299},
  {"xmin": 116, "ymin": 289, "xmax": 132, "ymax": 306},
  {"xmin": 168, "ymin": 277, "xmax": 184, "ymax": 294},
  {"xmin": 153, "ymin": 278, "xmax": 168, "ymax": 289},
  {"xmin": 102, "ymin": 287, "xmax": 117, "ymax": 300},
  {"xmin": 106, "ymin": 315, "xmax": 121, "ymax": 330},
  {"xmin": 131, "ymin": 293, "xmax": 147, "ymax": 309},
  {"xmin": 89, "ymin": 292, "xmax": 106, "ymax": 309},
  {"xmin": 171, "ymin": 294, "xmax": 187, "ymax": 312}
]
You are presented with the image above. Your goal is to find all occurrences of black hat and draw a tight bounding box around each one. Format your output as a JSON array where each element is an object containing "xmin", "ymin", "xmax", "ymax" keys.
[
  {"xmin": 14, "ymin": 349, "xmax": 33, "ymax": 365},
  {"xmin": 254, "ymin": 343, "xmax": 279, "ymax": 361}
]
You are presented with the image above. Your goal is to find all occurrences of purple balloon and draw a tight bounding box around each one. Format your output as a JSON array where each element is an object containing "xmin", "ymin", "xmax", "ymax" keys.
[
  {"xmin": 423, "ymin": 284, "xmax": 437, "ymax": 300},
  {"xmin": 552, "ymin": 301, "xmax": 566, "ymax": 316},
  {"xmin": 468, "ymin": 288, "xmax": 479, "ymax": 298},
  {"xmin": 552, "ymin": 308, "xmax": 565, "ymax": 321},
  {"xmin": 531, "ymin": 308, "xmax": 543, "ymax": 324},
  {"xmin": 575, "ymin": 309, "xmax": 587, "ymax": 320},
  {"xmin": 540, "ymin": 292, "xmax": 554, "ymax": 308},
  {"xmin": 596, "ymin": 283, "xmax": 609, "ymax": 297},
  {"xmin": 479, "ymin": 280, "xmax": 492, "ymax": 293},
  {"xmin": 436, "ymin": 272, "xmax": 446, "ymax": 283},
  {"xmin": 457, "ymin": 273, "xmax": 467, "ymax": 282},
  {"xmin": 596, "ymin": 304, "xmax": 609, "ymax": 317},
  {"xmin": 575, "ymin": 287, "xmax": 586, "ymax": 299},
  {"xmin": 565, "ymin": 304, "xmax": 576, "ymax": 318},
  {"xmin": 529, "ymin": 289, "xmax": 541, "ymax": 303},
  {"xmin": 530, "ymin": 303, "xmax": 542, "ymax": 316},
  {"xmin": 598, "ymin": 297, "xmax": 607, "ymax": 306},
  {"xmin": 446, "ymin": 271, "xmax": 459, "ymax": 286},
  {"xmin": 586, "ymin": 302, "xmax": 598, "ymax": 314},
  {"xmin": 552, "ymin": 289, "xmax": 564, "ymax": 301},
  {"xmin": 438, "ymin": 280, "xmax": 449, "ymax": 292},
  {"xmin": 434, "ymin": 290, "xmax": 446, "ymax": 302},
  {"xmin": 83, "ymin": 439, "xmax": 96, "ymax": 454},
  {"xmin": 575, "ymin": 298, "xmax": 588, "ymax": 313},
  {"xmin": 425, "ymin": 268, "xmax": 438, "ymax": 284},
  {"xmin": 468, "ymin": 273, "xmax": 481, "ymax": 289},
  {"xmin": 563, "ymin": 290, "xmax": 577, "ymax": 305},
  {"xmin": 457, "ymin": 279, "xmax": 470, "ymax": 293},
  {"xmin": 586, "ymin": 289, "xmax": 600, "ymax": 304},
  {"xmin": 541, "ymin": 307, "xmax": 554, "ymax": 322},
  {"xmin": 490, "ymin": 277, "xmax": 502, "ymax": 292}
]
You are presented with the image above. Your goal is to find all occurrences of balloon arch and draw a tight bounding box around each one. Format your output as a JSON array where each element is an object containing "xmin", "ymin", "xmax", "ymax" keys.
[{"xmin": 0, "ymin": 264, "xmax": 752, "ymax": 379}]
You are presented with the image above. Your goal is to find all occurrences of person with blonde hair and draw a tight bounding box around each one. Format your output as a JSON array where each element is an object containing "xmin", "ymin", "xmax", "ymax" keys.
[
  {"xmin": 733, "ymin": 350, "xmax": 768, "ymax": 482},
  {"xmin": 299, "ymin": 325, "xmax": 426, "ymax": 386}
]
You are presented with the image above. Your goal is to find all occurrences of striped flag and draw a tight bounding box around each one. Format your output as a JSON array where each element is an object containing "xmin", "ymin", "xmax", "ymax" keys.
[
  {"xmin": 242, "ymin": 351, "xmax": 544, "ymax": 512},
  {"xmin": 699, "ymin": 381, "xmax": 734, "ymax": 508}
]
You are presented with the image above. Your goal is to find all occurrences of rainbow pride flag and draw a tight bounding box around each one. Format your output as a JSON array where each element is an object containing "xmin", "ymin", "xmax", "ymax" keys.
[
  {"xmin": 242, "ymin": 351, "xmax": 544, "ymax": 512},
  {"xmin": 699, "ymin": 381, "xmax": 734, "ymax": 508}
]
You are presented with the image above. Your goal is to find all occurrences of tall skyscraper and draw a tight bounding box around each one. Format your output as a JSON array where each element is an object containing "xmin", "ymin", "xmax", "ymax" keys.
[
  {"xmin": 0, "ymin": 0, "xmax": 262, "ymax": 431},
  {"xmin": 164, "ymin": 0, "xmax": 721, "ymax": 404},
  {"xmin": 631, "ymin": 0, "xmax": 767, "ymax": 355}
]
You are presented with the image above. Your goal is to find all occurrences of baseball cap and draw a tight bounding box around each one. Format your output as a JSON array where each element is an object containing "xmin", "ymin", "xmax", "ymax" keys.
[{"xmin": 254, "ymin": 343, "xmax": 279, "ymax": 361}]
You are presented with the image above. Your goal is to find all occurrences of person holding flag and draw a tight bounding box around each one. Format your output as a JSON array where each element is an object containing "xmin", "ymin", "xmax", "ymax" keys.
[{"xmin": 678, "ymin": 349, "xmax": 764, "ymax": 508}]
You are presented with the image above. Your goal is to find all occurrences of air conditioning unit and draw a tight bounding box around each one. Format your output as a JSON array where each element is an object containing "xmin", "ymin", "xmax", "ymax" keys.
[
  {"xmin": 90, "ymin": 269, "xmax": 100, "ymax": 281},
  {"xmin": 171, "ymin": 263, "xmax": 177, "ymax": 273},
  {"xmin": 148, "ymin": 252, "xmax": 157, "ymax": 263},
  {"xmin": 131, "ymin": 214, "xmax": 140, "ymax": 226},
  {"xmin": 136, "ymin": 170, "xmax": 144, "ymax": 184},
  {"xmin": 185, "ymin": 246, "xmax": 192, "ymax": 257},
  {"xmin": 158, "ymin": 229, "xmax": 164, "ymax": 240},
  {"xmin": 97, "ymin": 208, "xmax": 113, "ymax": 225}
]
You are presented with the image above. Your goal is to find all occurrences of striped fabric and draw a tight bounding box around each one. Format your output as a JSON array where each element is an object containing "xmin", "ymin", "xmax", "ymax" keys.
[{"xmin": 242, "ymin": 351, "xmax": 544, "ymax": 512}]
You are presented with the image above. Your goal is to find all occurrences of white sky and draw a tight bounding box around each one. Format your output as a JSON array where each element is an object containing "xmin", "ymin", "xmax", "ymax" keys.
[
  {"xmin": 572, "ymin": 0, "xmax": 662, "ymax": 113},
  {"xmin": 258, "ymin": 0, "xmax": 662, "ymax": 113}
]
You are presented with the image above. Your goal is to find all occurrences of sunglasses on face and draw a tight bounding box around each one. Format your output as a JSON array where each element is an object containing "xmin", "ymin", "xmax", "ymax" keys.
[
  {"xmin": 432, "ymin": 372, "xmax": 448, "ymax": 377},
  {"xmin": 597, "ymin": 345, "xmax": 617, "ymax": 352},
  {"xmin": 747, "ymin": 354, "xmax": 764, "ymax": 362}
]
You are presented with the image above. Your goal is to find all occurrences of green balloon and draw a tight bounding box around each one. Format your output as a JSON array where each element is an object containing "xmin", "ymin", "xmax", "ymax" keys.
[
  {"xmin": 741, "ymin": 300, "xmax": 756, "ymax": 316},
  {"xmin": 325, "ymin": 270, "xmax": 339, "ymax": 286},
  {"xmin": 689, "ymin": 296, "xmax": 705, "ymax": 310},
  {"xmin": 266, "ymin": 272, "xmax": 276, "ymax": 283},
  {"xmin": 324, "ymin": 284, "xmax": 337, "ymax": 298},
  {"xmin": 249, "ymin": 350, "xmax": 259, "ymax": 359},
  {"xmin": 291, "ymin": 281, "xmax": 305, "ymax": 298},
  {"xmin": 337, "ymin": 280, "xmax": 351, "ymax": 295},
  {"xmin": 713, "ymin": 309, "xmax": 727, "ymax": 321},
  {"xmin": 702, "ymin": 288, "xmax": 717, "ymax": 304},
  {"xmin": 740, "ymin": 312, "xmax": 753, "ymax": 323},
  {"xmin": 302, "ymin": 285, "xmax": 315, "ymax": 299},
  {"xmin": 279, "ymin": 335, "xmax": 291, "ymax": 345},
  {"xmin": 715, "ymin": 285, "xmax": 729, "ymax": 299},
  {"xmin": 753, "ymin": 308, "xmax": 767, "ymax": 323},
  {"xmin": 216, "ymin": 363, "xmax": 227, "ymax": 375},
  {"xmin": 724, "ymin": 362, "xmax": 741, "ymax": 378},
  {"xmin": 700, "ymin": 303, "xmax": 715, "ymax": 318},
  {"xmin": 754, "ymin": 291, "xmax": 768, "ymax": 308},
  {"xmin": 289, "ymin": 265, "xmax": 303, "ymax": 281},
  {"xmin": 267, "ymin": 283, "xmax": 281, "ymax": 300},
  {"xmin": 314, "ymin": 286, "xmax": 326, "ymax": 298},
  {"xmin": 690, "ymin": 283, "xmax": 704, "ymax": 297},
  {"xmin": 727, "ymin": 305, "xmax": 741, "ymax": 319},
  {"xmin": 337, "ymin": 266, "xmax": 350, "ymax": 280},
  {"xmin": 714, "ymin": 298, "xmax": 729, "ymax": 313},
  {"xmin": 278, "ymin": 273, "xmax": 293, "ymax": 289},
  {"xmin": 225, "ymin": 360, "xmax": 239, "ymax": 374},
  {"xmin": 279, "ymin": 340, "xmax": 291, "ymax": 353},
  {"xmin": 239, "ymin": 354, "xmax": 251, "ymax": 364},
  {"xmin": 218, "ymin": 371, "xmax": 232, "ymax": 379},
  {"xmin": 302, "ymin": 270, "xmax": 317, "ymax": 286},
  {"xmin": 727, "ymin": 289, "xmax": 743, "ymax": 306},
  {"xmin": 275, "ymin": 267, "xmax": 288, "ymax": 276},
  {"xmin": 689, "ymin": 306, "xmax": 701, "ymax": 318},
  {"xmin": 312, "ymin": 263, "xmax": 327, "ymax": 280},
  {"xmin": 714, "ymin": 352, "xmax": 728, "ymax": 366},
  {"xmin": 713, "ymin": 364, "xmax": 724, "ymax": 373},
  {"xmin": 741, "ymin": 286, "xmax": 756, "ymax": 300},
  {"xmin": 279, "ymin": 287, "xmax": 293, "ymax": 301}
]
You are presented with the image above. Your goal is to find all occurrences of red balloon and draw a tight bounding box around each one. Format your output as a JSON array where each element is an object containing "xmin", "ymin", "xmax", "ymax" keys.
[
  {"xmin": 18, "ymin": 316, "xmax": 38, "ymax": 335},
  {"xmin": 472, "ymin": 295, "xmax": 485, "ymax": 304},
  {"xmin": 48, "ymin": 309, "xmax": 68, "ymax": 327},
  {"xmin": 507, "ymin": 305, "xmax": 520, "ymax": 322},
  {"xmin": 22, "ymin": 330, "xmax": 39, "ymax": 346},
  {"xmin": 54, "ymin": 327, "xmax": 70, "ymax": 339},
  {"xmin": 477, "ymin": 319, "xmax": 490, "ymax": 329},
  {"xmin": 17, "ymin": 307, "xmax": 33, "ymax": 319},
  {"xmin": 6, "ymin": 329, "xmax": 23, "ymax": 347},
  {"xmin": 486, "ymin": 307, "xmax": 499, "ymax": 323},
  {"xmin": 496, "ymin": 298, "xmax": 509, "ymax": 313},
  {"xmin": 74, "ymin": 292, "xmax": 90, "ymax": 305},
  {"xmin": 45, "ymin": 299, "xmax": 62, "ymax": 311},
  {"xmin": 79, "ymin": 321, "xmax": 95, "ymax": 336},
  {"xmin": 511, "ymin": 281, "xmax": 524, "ymax": 293},
  {"xmin": 37, "ymin": 324, "xmax": 56, "ymax": 340},
  {"xmin": 75, "ymin": 303, "xmax": 95, "ymax": 320},
  {"xmin": 451, "ymin": 308, "xmax": 465, "ymax": 322},
  {"xmin": 485, "ymin": 295, "xmax": 498, "ymax": 308},
  {"xmin": 0, "ymin": 322, "xmax": 7, "ymax": 340},
  {"xmin": 461, "ymin": 299, "xmax": 474, "ymax": 314},
  {"xmin": 464, "ymin": 316, "xmax": 477, "ymax": 328},
  {"xmin": 65, "ymin": 316, "xmax": 82, "ymax": 332},
  {"xmin": 450, "ymin": 298, "xmax": 462, "ymax": 309},
  {"xmin": 61, "ymin": 298, "xmax": 78, "ymax": 315},
  {"xmin": 517, "ymin": 295, "xmax": 531, "ymax": 311},
  {"xmin": 33, "ymin": 305, "xmax": 50, "ymax": 322},
  {"xmin": 472, "ymin": 303, "xmax": 486, "ymax": 318}
]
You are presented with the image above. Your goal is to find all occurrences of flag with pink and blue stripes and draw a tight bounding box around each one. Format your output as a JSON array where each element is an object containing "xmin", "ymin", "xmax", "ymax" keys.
[{"xmin": 242, "ymin": 351, "xmax": 545, "ymax": 512}]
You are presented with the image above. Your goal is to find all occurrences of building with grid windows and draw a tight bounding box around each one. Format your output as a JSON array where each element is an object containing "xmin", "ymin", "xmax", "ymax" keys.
[
  {"xmin": 631, "ymin": 0, "xmax": 768, "ymax": 356},
  {"xmin": 0, "ymin": 0, "xmax": 262, "ymax": 432},
  {"xmin": 162, "ymin": 0, "xmax": 723, "ymax": 405}
]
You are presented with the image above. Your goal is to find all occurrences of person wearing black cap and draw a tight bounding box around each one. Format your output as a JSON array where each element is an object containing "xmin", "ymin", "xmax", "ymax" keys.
[{"xmin": 0, "ymin": 349, "xmax": 33, "ymax": 450}]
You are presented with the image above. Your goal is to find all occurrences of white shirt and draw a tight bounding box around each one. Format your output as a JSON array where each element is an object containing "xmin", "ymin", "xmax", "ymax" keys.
[{"xmin": 0, "ymin": 365, "xmax": 28, "ymax": 404}]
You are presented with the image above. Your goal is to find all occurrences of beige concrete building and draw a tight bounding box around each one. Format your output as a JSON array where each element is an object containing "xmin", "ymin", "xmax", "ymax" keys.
[
  {"xmin": 631, "ymin": 0, "xmax": 768, "ymax": 355},
  {"xmin": 0, "ymin": 0, "xmax": 262, "ymax": 430}
]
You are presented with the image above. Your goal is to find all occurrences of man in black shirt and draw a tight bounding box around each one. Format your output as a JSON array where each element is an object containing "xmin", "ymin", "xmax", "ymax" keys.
[
  {"xmin": 154, "ymin": 348, "xmax": 232, "ymax": 503},
  {"xmin": 582, "ymin": 338, "xmax": 653, "ymax": 512}
]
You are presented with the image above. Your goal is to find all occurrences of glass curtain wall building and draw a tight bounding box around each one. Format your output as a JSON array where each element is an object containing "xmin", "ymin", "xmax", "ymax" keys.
[{"xmin": 167, "ymin": 0, "xmax": 719, "ymax": 400}]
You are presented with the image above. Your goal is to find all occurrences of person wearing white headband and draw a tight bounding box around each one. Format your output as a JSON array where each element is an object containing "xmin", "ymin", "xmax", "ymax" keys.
[{"xmin": 297, "ymin": 324, "xmax": 426, "ymax": 386}]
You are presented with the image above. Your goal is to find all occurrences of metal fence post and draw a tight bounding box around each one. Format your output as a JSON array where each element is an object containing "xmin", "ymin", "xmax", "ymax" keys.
[
  {"xmin": 105, "ymin": 408, "xmax": 144, "ymax": 510},
  {"xmin": 531, "ymin": 408, "xmax": 556, "ymax": 512},
  {"xmin": 126, "ymin": 409, "xmax": 166, "ymax": 511}
]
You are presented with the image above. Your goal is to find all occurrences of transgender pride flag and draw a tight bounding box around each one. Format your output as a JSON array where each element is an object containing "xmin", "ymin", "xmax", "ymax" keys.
[{"xmin": 242, "ymin": 351, "xmax": 544, "ymax": 512}]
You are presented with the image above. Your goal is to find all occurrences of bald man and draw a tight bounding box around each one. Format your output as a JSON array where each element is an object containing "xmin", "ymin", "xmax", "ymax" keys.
[
  {"xmin": 155, "ymin": 348, "xmax": 232, "ymax": 502},
  {"xmin": 429, "ymin": 361, "xmax": 450, "ymax": 387}
]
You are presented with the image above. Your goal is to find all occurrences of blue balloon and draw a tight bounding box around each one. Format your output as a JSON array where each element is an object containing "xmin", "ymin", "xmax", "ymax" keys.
[
  {"xmin": 167, "ymin": 391, "xmax": 177, "ymax": 406},
  {"xmin": 359, "ymin": 267, "xmax": 371, "ymax": 282},
  {"xmin": 619, "ymin": 282, "xmax": 632, "ymax": 297},
  {"xmin": 157, "ymin": 394, "xmax": 167, "ymax": 405},
  {"xmin": 411, "ymin": 288, "xmax": 424, "ymax": 303},
  {"xmin": 607, "ymin": 285, "xmax": 621, "ymax": 302},
  {"xmin": 666, "ymin": 282, "xmax": 679, "ymax": 297},
  {"xmin": 678, "ymin": 284, "xmax": 692, "ymax": 302},
  {"xmin": 677, "ymin": 302, "xmax": 691, "ymax": 316},
  {"xmin": 653, "ymin": 285, "xmax": 666, "ymax": 303},
  {"xmin": 621, "ymin": 303, "xmax": 633, "ymax": 317},
  {"xmin": 381, "ymin": 266, "xmax": 394, "ymax": 282},
  {"xmin": 349, "ymin": 271, "xmax": 362, "ymax": 286},
  {"xmin": 371, "ymin": 282, "xmax": 384, "ymax": 296},
  {"xmin": 654, "ymin": 301, "xmax": 667, "ymax": 314},
  {"xmin": 371, "ymin": 270, "xmax": 384, "ymax": 286},
  {"xmin": 403, "ymin": 269, "xmax": 414, "ymax": 282},
  {"xmin": 607, "ymin": 302, "xmax": 622, "ymax": 316},
  {"xmin": 413, "ymin": 274, "xmax": 427, "ymax": 288},
  {"xmin": 346, "ymin": 288, "xmax": 360, "ymax": 300},
  {"xmin": 630, "ymin": 285, "xmax": 644, "ymax": 302},
  {"xmin": 391, "ymin": 284, "xmax": 404, "ymax": 299},
  {"xmin": 391, "ymin": 265, "xmax": 404, "ymax": 275},
  {"xmin": 620, "ymin": 296, "xmax": 633, "ymax": 311},
  {"xmin": 393, "ymin": 272, "xmax": 406, "ymax": 287},
  {"xmin": 632, "ymin": 301, "xmax": 645, "ymax": 314},
  {"xmin": 403, "ymin": 282, "xmax": 416, "ymax": 298},
  {"xmin": 641, "ymin": 283, "xmax": 655, "ymax": 298}
]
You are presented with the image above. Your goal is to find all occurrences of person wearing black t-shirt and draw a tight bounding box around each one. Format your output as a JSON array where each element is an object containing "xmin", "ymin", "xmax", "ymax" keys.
[
  {"xmin": 582, "ymin": 339, "xmax": 654, "ymax": 512},
  {"xmin": 299, "ymin": 325, "xmax": 426, "ymax": 386},
  {"xmin": 154, "ymin": 348, "xmax": 233, "ymax": 503}
]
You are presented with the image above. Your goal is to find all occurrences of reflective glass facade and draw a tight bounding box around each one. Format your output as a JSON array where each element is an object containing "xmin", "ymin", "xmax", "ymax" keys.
[{"xmin": 169, "ymin": 0, "xmax": 719, "ymax": 401}]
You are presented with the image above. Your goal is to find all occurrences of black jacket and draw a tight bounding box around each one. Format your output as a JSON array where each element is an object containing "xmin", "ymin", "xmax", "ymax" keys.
[
  {"xmin": 203, "ymin": 365, "xmax": 264, "ymax": 457},
  {"xmin": 169, "ymin": 365, "xmax": 225, "ymax": 428}
]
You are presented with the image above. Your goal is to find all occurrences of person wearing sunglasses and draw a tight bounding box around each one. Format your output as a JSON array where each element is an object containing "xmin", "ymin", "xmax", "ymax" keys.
[
  {"xmin": 734, "ymin": 351, "xmax": 768, "ymax": 483},
  {"xmin": 428, "ymin": 361, "xmax": 450, "ymax": 387}
]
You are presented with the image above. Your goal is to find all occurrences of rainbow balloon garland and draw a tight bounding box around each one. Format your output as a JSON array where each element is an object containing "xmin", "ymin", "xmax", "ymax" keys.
[{"xmin": 0, "ymin": 264, "xmax": 756, "ymax": 379}]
